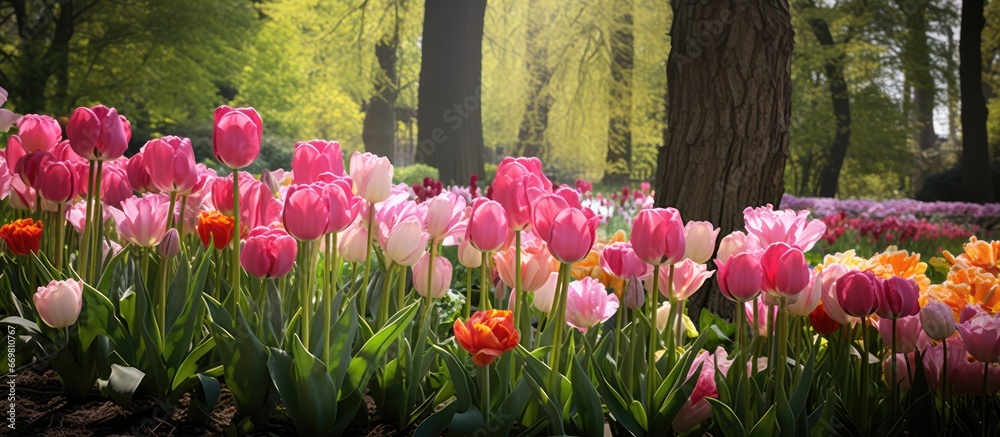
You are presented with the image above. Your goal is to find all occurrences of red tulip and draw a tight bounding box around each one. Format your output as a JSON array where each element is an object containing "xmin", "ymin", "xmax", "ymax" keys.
[
  {"xmin": 631, "ymin": 208, "xmax": 686, "ymax": 265},
  {"xmin": 759, "ymin": 242, "xmax": 811, "ymax": 298},
  {"xmin": 453, "ymin": 309, "xmax": 519, "ymax": 366},
  {"xmin": 197, "ymin": 210, "xmax": 235, "ymax": 250},
  {"xmin": 213, "ymin": 106, "xmax": 261, "ymax": 169},
  {"xmin": 67, "ymin": 105, "xmax": 130, "ymax": 161},
  {"xmin": 0, "ymin": 218, "xmax": 43, "ymax": 255},
  {"xmin": 144, "ymin": 136, "xmax": 198, "ymax": 195},
  {"xmin": 808, "ymin": 303, "xmax": 840, "ymax": 335},
  {"xmin": 241, "ymin": 225, "xmax": 297, "ymax": 279}
]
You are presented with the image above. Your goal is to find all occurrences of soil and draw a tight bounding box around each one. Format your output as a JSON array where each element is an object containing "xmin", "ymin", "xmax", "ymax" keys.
[{"xmin": 7, "ymin": 367, "xmax": 410, "ymax": 436}]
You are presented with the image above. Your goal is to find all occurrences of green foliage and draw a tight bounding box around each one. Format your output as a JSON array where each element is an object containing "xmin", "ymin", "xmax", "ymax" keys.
[{"xmin": 393, "ymin": 164, "xmax": 440, "ymax": 186}]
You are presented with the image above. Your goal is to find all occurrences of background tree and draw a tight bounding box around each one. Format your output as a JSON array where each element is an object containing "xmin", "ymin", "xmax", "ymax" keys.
[
  {"xmin": 602, "ymin": 0, "xmax": 634, "ymax": 186},
  {"xmin": 961, "ymin": 0, "xmax": 997, "ymax": 203}
]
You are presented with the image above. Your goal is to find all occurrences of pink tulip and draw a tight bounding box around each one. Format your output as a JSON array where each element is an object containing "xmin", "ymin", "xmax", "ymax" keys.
[
  {"xmin": 16, "ymin": 114, "xmax": 62, "ymax": 153},
  {"xmin": 759, "ymin": 242, "xmax": 811, "ymax": 298},
  {"xmin": 672, "ymin": 347, "xmax": 733, "ymax": 434},
  {"xmin": 126, "ymin": 151, "xmax": 157, "ymax": 193},
  {"xmin": 742, "ymin": 204, "xmax": 826, "ymax": 252},
  {"xmin": 67, "ymin": 105, "xmax": 130, "ymax": 161},
  {"xmin": 877, "ymin": 314, "xmax": 926, "ymax": 354},
  {"xmin": 599, "ymin": 242, "xmax": 652, "ymax": 280},
  {"xmin": 7, "ymin": 179, "xmax": 35, "ymax": 211},
  {"xmin": 532, "ymin": 272, "xmax": 560, "ymax": 313},
  {"xmin": 715, "ymin": 252, "xmax": 763, "ymax": 302},
  {"xmin": 883, "ymin": 353, "xmax": 917, "ymax": 391},
  {"xmin": 494, "ymin": 238, "xmax": 557, "ymax": 293},
  {"xmin": 213, "ymin": 106, "xmax": 261, "ymax": 169},
  {"xmin": 291, "ymin": 140, "xmax": 344, "ymax": 184},
  {"xmin": 457, "ymin": 236, "xmax": 483, "ymax": 268},
  {"xmin": 159, "ymin": 228, "xmax": 180, "ymax": 259},
  {"xmin": 647, "ymin": 259, "xmax": 714, "ymax": 300},
  {"xmin": 338, "ymin": 220, "xmax": 370, "ymax": 263},
  {"xmin": 35, "ymin": 160, "xmax": 76, "ymax": 203},
  {"xmin": 491, "ymin": 157, "xmax": 551, "ymax": 230},
  {"xmin": 786, "ymin": 270, "xmax": 821, "ymax": 316},
  {"xmin": 14, "ymin": 150, "xmax": 52, "ymax": 186},
  {"xmin": 944, "ymin": 338, "xmax": 1000, "ymax": 395},
  {"xmin": 283, "ymin": 183, "xmax": 330, "ymax": 241},
  {"xmin": 4, "ymin": 136, "xmax": 25, "ymax": 175},
  {"xmin": 382, "ymin": 217, "xmax": 428, "ymax": 266},
  {"xmin": 241, "ymin": 226, "xmax": 297, "ymax": 278},
  {"xmin": 213, "ymin": 172, "xmax": 281, "ymax": 230},
  {"xmin": 319, "ymin": 176, "xmax": 359, "ymax": 233},
  {"xmin": 564, "ymin": 277, "xmax": 619, "ymax": 333},
  {"xmin": 683, "ymin": 221, "xmax": 720, "ymax": 264},
  {"xmin": 919, "ymin": 301, "xmax": 956, "ymax": 341},
  {"xmin": 818, "ymin": 263, "xmax": 857, "ymax": 324},
  {"xmin": 108, "ymin": 194, "xmax": 171, "ymax": 246},
  {"xmin": 33, "ymin": 279, "xmax": 83, "ymax": 328},
  {"xmin": 0, "ymin": 105, "xmax": 17, "ymax": 133},
  {"xmin": 413, "ymin": 252, "xmax": 453, "ymax": 298},
  {"xmin": 51, "ymin": 140, "xmax": 86, "ymax": 164},
  {"xmin": 425, "ymin": 191, "xmax": 467, "ymax": 243},
  {"xmin": 349, "ymin": 152, "xmax": 393, "ymax": 203},
  {"xmin": 744, "ymin": 295, "xmax": 776, "ymax": 337},
  {"xmin": 466, "ymin": 198, "xmax": 508, "ymax": 253},
  {"xmin": 530, "ymin": 192, "xmax": 598, "ymax": 264},
  {"xmin": 835, "ymin": 270, "xmax": 880, "ymax": 318},
  {"xmin": 144, "ymin": 136, "xmax": 198, "ymax": 195},
  {"xmin": 875, "ymin": 276, "xmax": 920, "ymax": 319},
  {"xmin": 575, "ymin": 178, "xmax": 592, "ymax": 194},
  {"xmin": 631, "ymin": 208, "xmax": 686, "ymax": 265},
  {"xmin": 955, "ymin": 308, "xmax": 1000, "ymax": 363}
]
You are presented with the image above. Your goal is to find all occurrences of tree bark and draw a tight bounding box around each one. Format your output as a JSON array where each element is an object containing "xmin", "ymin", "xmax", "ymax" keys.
[
  {"xmin": 514, "ymin": 0, "xmax": 553, "ymax": 159},
  {"xmin": 363, "ymin": 38, "xmax": 399, "ymax": 161},
  {"xmin": 960, "ymin": 0, "xmax": 996, "ymax": 203},
  {"xmin": 415, "ymin": 0, "xmax": 487, "ymax": 184},
  {"xmin": 656, "ymin": 0, "xmax": 793, "ymax": 319},
  {"xmin": 602, "ymin": 1, "xmax": 634, "ymax": 186},
  {"xmin": 801, "ymin": 5, "xmax": 850, "ymax": 198},
  {"xmin": 900, "ymin": 1, "xmax": 937, "ymax": 192}
]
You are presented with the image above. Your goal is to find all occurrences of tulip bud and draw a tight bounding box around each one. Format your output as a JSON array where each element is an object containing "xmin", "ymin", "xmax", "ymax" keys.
[
  {"xmin": 760, "ymin": 242, "xmax": 811, "ymax": 298},
  {"xmin": 457, "ymin": 237, "xmax": 482, "ymax": 268},
  {"xmin": 33, "ymin": 279, "xmax": 84, "ymax": 328},
  {"xmin": 413, "ymin": 253, "xmax": 453, "ymax": 299},
  {"xmin": 836, "ymin": 270, "xmax": 879, "ymax": 318},
  {"xmin": 716, "ymin": 231, "xmax": 746, "ymax": 263},
  {"xmin": 261, "ymin": 169, "xmax": 280, "ymax": 196},
  {"xmin": 625, "ymin": 275, "xmax": 645, "ymax": 310},
  {"xmin": 159, "ymin": 228, "xmax": 180, "ymax": 259},
  {"xmin": 919, "ymin": 301, "xmax": 956, "ymax": 341},
  {"xmin": 338, "ymin": 221, "xmax": 369, "ymax": 263},
  {"xmin": 683, "ymin": 221, "xmax": 719, "ymax": 264},
  {"xmin": 715, "ymin": 252, "xmax": 763, "ymax": 302}
]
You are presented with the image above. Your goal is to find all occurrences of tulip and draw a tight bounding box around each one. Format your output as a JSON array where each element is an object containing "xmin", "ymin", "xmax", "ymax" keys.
[
  {"xmin": 631, "ymin": 208, "xmax": 686, "ymax": 265},
  {"xmin": 818, "ymin": 263, "xmax": 857, "ymax": 324},
  {"xmin": 126, "ymin": 151, "xmax": 157, "ymax": 192},
  {"xmin": 742, "ymin": 204, "xmax": 826, "ymax": 252},
  {"xmin": 283, "ymin": 184, "xmax": 330, "ymax": 241},
  {"xmin": 575, "ymin": 178, "xmax": 592, "ymax": 194},
  {"xmin": 835, "ymin": 270, "xmax": 880, "ymax": 318},
  {"xmin": 7, "ymin": 179, "xmax": 36, "ymax": 211},
  {"xmin": 4, "ymin": 136, "xmax": 25, "ymax": 176},
  {"xmin": 291, "ymin": 140, "xmax": 344, "ymax": 184},
  {"xmin": 413, "ymin": 253, "xmax": 453, "ymax": 298},
  {"xmin": 878, "ymin": 314, "xmax": 926, "ymax": 354},
  {"xmin": 158, "ymin": 228, "xmax": 180, "ymax": 259},
  {"xmin": 457, "ymin": 237, "xmax": 483, "ymax": 269},
  {"xmin": 338, "ymin": 221, "xmax": 369, "ymax": 263},
  {"xmin": 494, "ymin": 238, "xmax": 557, "ymax": 293},
  {"xmin": 624, "ymin": 276, "xmax": 645, "ymax": 310},
  {"xmin": 491, "ymin": 157, "xmax": 551, "ymax": 230},
  {"xmin": 35, "ymin": 160, "xmax": 76, "ymax": 203},
  {"xmin": 453, "ymin": 309, "xmax": 520, "ymax": 366},
  {"xmin": 144, "ymin": 136, "xmax": 198, "ymax": 195},
  {"xmin": 466, "ymin": 198, "xmax": 508, "ymax": 253},
  {"xmin": 672, "ymin": 348, "xmax": 733, "ymax": 434},
  {"xmin": 716, "ymin": 231, "xmax": 746, "ymax": 263},
  {"xmin": 599, "ymin": 242, "xmax": 652, "ymax": 280},
  {"xmin": 532, "ymin": 272, "xmax": 560, "ymax": 313},
  {"xmin": 564, "ymin": 277, "xmax": 619, "ymax": 333},
  {"xmin": 786, "ymin": 271, "xmax": 821, "ymax": 316},
  {"xmin": 213, "ymin": 106, "xmax": 262, "ymax": 169},
  {"xmin": 15, "ymin": 150, "xmax": 52, "ymax": 186},
  {"xmin": 919, "ymin": 301, "xmax": 956, "ymax": 341},
  {"xmin": 883, "ymin": 353, "xmax": 916, "ymax": 391},
  {"xmin": 759, "ymin": 242, "xmax": 811, "ymax": 298},
  {"xmin": 955, "ymin": 309, "xmax": 1000, "ymax": 363},
  {"xmin": 940, "ymin": 337, "xmax": 1000, "ymax": 395},
  {"xmin": 16, "ymin": 114, "xmax": 62, "ymax": 153},
  {"xmin": 100, "ymin": 166, "xmax": 133, "ymax": 209},
  {"xmin": 744, "ymin": 295, "xmax": 775, "ymax": 337},
  {"xmin": 383, "ymin": 217, "xmax": 429, "ymax": 267},
  {"xmin": 321, "ymin": 178, "xmax": 359, "ymax": 233},
  {"xmin": 241, "ymin": 226, "xmax": 297, "ymax": 279},
  {"xmin": 683, "ymin": 221, "xmax": 720, "ymax": 264},
  {"xmin": 715, "ymin": 252, "xmax": 763, "ymax": 302},
  {"xmin": 349, "ymin": 152, "xmax": 393, "ymax": 203},
  {"xmin": 808, "ymin": 303, "xmax": 840, "ymax": 335},
  {"xmin": 647, "ymin": 259, "xmax": 714, "ymax": 300},
  {"xmin": 425, "ymin": 191, "xmax": 467, "ymax": 243},
  {"xmin": 875, "ymin": 275, "xmax": 920, "ymax": 319},
  {"xmin": 33, "ymin": 279, "xmax": 83, "ymax": 328},
  {"xmin": 655, "ymin": 301, "xmax": 675, "ymax": 332},
  {"xmin": 108, "ymin": 194, "xmax": 171, "ymax": 247},
  {"xmin": 531, "ymin": 193, "xmax": 599, "ymax": 264},
  {"xmin": 67, "ymin": 105, "xmax": 130, "ymax": 161},
  {"xmin": 197, "ymin": 210, "xmax": 235, "ymax": 250},
  {"xmin": 0, "ymin": 218, "xmax": 43, "ymax": 255}
]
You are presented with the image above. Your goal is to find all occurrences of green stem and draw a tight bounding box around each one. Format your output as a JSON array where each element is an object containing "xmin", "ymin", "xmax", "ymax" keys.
[
  {"xmin": 549, "ymin": 263, "xmax": 570, "ymax": 387},
  {"xmin": 78, "ymin": 161, "xmax": 96, "ymax": 276},
  {"xmin": 480, "ymin": 252, "xmax": 491, "ymax": 310},
  {"xmin": 983, "ymin": 362, "xmax": 989, "ymax": 437},
  {"xmin": 942, "ymin": 339, "xmax": 949, "ymax": 431},
  {"xmin": 860, "ymin": 317, "xmax": 868, "ymax": 430},
  {"xmin": 177, "ymin": 195, "xmax": 187, "ymax": 240},
  {"xmin": 360, "ymin": 204, "xmax": 374, "ymax": 319},
  {"xmin": 166, "ymin": 191, "xmax": 177, "ymax": 231},
  {"xmin": 776, "ymin": 297, "xmax": 788, "ymax": 401},
  {"xmin": 54, "ymin": 204, "xmax": 64, "ymax": 271},
  {"xmin": 158, "ymin": 253, "xmax": 168, "ymax": 342},
  {"xmin": 648, "ymin": 264, "xmax": 661, "ymax": 412},
  {"xmin": 397, "ymin": 263, "xmax": 406, "ymax": 312},
  {"xmin": 301, "ymin": 240, "xmax": 313, "ymax": 348},
  {"xmin": 377, "ymin": 264, "xmax": 393, "ymax": 329},
  {"xmin": 89, "ymin": 160, "xmax": 104, "ymax": 283},
  {"xmin": 323, "ymin": 233, "xmax": 337, "ymax": 365},
  {"xmin": 480, "ymin": 363, "xmax": 491, "ymax": 425},
  {"xmin": 891, "ymin": 318, "xmax": 898, "ymax": 419},
  {"xmin": 465, "ymin": 266, "xmax": 473, "ymax": 318},
  {"xmin": 230, "ymin": 170, "xmax": 241, "ymax": 315},
  {"xmin": 514, "ymin": 230, "xmax": 525, "ymax": 346}
]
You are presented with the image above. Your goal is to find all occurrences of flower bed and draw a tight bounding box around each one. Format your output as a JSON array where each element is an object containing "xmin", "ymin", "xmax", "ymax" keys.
[{"xmin": 1, "ymin": 105, "xmax": 999, "ymax": 436}]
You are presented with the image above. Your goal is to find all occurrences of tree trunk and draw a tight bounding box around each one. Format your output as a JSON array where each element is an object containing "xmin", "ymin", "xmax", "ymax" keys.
[
  {"xmin": 656, "ymin": 0, "xmax": 793, "ymax": 319},
  {"xmin": 363, "ymin": 39, "xmax": 399, "ymax": 161},
  {"xmin": 51, "ymin": 0, "xmax": 75, "ymax": 114},
  {"xmin": 415, "ymin": 0, "xmax": 487, "ymax": 184},
  {"xmin": 901, "ymin": 1, "xmax": 937, "ymax": 192},
  {"xmin": 514, "ymin": 0, "xmax": 553, "ymax": 159},
  {"xmin": 602, "ymin": 1, "xmax": 634, "ymax": 186},
  {"xmin": 801, "ymin": 6, "xmax": 850, "ymax": 198},
  {"xmin": 960, "ymin": 0, "xmax": 996, "ymax": 203},
  {"xmin": 945, "ymin": 25, "xmax": 959, "ymax": 146}
]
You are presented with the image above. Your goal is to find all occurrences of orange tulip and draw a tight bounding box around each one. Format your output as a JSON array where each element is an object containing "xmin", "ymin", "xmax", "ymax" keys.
[
  {"xmin": 0, "ymin": 218, "xmax": 43, "ymax": 255},
  {"xmin": 453, "ymin": 309, "xmax": 519, "ymax": 366},
  {"xmin": 197, "ymin": 210, "xmax": 234, "ymax": 250}
]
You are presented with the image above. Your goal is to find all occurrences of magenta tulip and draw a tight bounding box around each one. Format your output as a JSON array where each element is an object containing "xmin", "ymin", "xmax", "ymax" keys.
[
  {"xmin": 14, "ymin": 150, "xmax": 52, "ymax": 186},
  {"xmin": 955, "ymin": 309, "xmax": 1000, "ymax": 363},
  {"xmin": 33, "ymin": 279, "xmax": 83, "ymax": 328},
  {"xmin": 466, "ymin": 198, "xmax": 508, "ymax": 253},
  {"xmin": 283, "ymin": 184, "xmax": 330, "ymax": 241},
  {"xmin": 564, "ymin": 277, "xmax": 619, "ymax": 333},
  {"xmin": 349, "ymin": 152, "xmax": 393, "ymax": 203},
  {"xmin": 530, "ymin": 192, "xmax": 598, "ymax": 264},
  {"xmin": 108, "ymin": 194, "xmax": 171, "ymax": 247},
  {"xmin": 213, "ymin": 106, "xmax": 262, "ymax": 169},
  {"xmin": 241, "ymin": 226, "xmax": 297, "ymax": 279},
  {"xmin": 491, "ymin": 157, "xmax": 551, "ymax": 230},
  {"xmin": 919, "ymin": 301, "xmax": 956, "ymax": 341},
  {"xmin": 835, "ymin": 270, "xmax": 880, "ymax": 318},
  {"xmin": 101, "ymin": 166, "xmax": 133, "ymax": 210},
  {"xmin": 35, "ymin": 160, "xmax": 76, "ymax": 203},
  {"xmin": 631, "ymin": 208, "xmax": 686, "ymax": 265},
  {"xmin": 126, "ymin": 151, "xmax": 157, "ymax": 193},
  {"xmin": 16, "ymin": 114, "xmax": 62, "ymax": 153},
  {"xmin": 715, "ymin": 252, "xmax": 763, "ymax": 302},
  {"xmin": 413, "ymin": 252, "xmax": 453, "ymax": 298},
  {"xmin": 318, "ymin": 176, "xmax": 359, "ymax": 233},
  {"xmin": 683, "ymin": 221, "xmax": 720, "ymax": 264},
  {"xmin": 875, "ymin": 276, "xmax": 920, "ymax": 319},
  {"xmin": 759, "ymin": 242, "xmax": 811, "ymax": 298},
  {"xmin": 291, "ymin": 140, "xmax": 345, "ymax": 184},
  {"xmin": 144, "ymin": 136, "xmax": 198, "ymax": 195},
  {"xmin": 67, "ymin": 105, "xmax": 130, "ymax": 161},
  {"xmin": 599, "ymin": 242, "xmax": 652, "ymax": 280}
]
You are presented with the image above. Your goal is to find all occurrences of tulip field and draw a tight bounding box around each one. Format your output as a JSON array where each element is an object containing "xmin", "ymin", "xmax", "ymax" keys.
[{"xmin": 3, "ymin": 105, "xmax": 1000, "ymax": 436}]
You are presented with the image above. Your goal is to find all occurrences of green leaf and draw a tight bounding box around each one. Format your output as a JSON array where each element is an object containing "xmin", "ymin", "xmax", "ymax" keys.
[
  {"xmin": 267, "ymin": 335, "xmax": 339, "ymax": 436},
  {"xmin": 344, "ymin": 302, "xmax": 418, "ymax": 394},
  {"xmin": 649, "ymin": 358, "xmax": 703, "ymax": 432},
  {"xmin": 432, "ymin": 343, "xmax": 474, "ymax": 413},
  {"xmin": 706, "ymin": 397, "xmax": 748, "ymax": 437},
  {"xmin": 412, "ymin": 402, "xmax": 462, "ymax": 437},
  {"xmin": 748, "ymin": 405, "xmax": 778, "ymax": 437},
  {"xmin": 493, "ymin": 378, "xmax": 531, "ymax": 436},
  {"xmin": 329, "ymin": 299, "xmax": 358, "ymax": 389},
  {"xmin": 106, "ymin": 364, "xmax": 145, "ymax": 408},
  {"xmin": 593, "ymin": 365, "xmax": 646, "ymax": 436},
  {"xmin": 210, "ymin": 310, "xmax": 274, "ymax": 424},
  {"xmin": 520, "ymin": 370, "xmax": 566, "ymax": 436},
  {"xmin": 170, "ymin": 338, "xmax": 216, "ymax": 391},
  {"xmin": 570, "ymin": 356, "xmax": 605, "ymax": 437}
]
